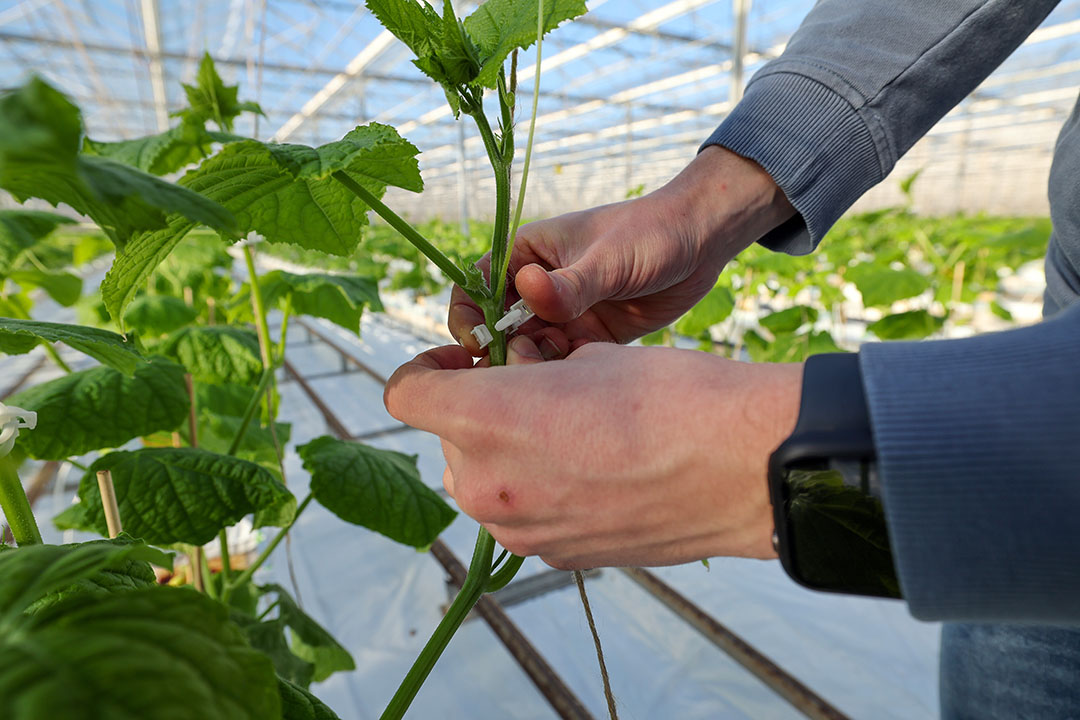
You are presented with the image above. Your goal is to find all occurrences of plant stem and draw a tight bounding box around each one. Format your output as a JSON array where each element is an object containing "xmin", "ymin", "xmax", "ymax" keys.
[
  {"xmin": 276, "ymin": 297, "xmax": 292, "ymax": 365},
  {"xmin": 242, "ymin": 245, "xmax": 274, "ymax": 369},
  {"xmin": 486, "ymin": 553, "xmax": 525, "ymax": 593},
  {"xmin": 224, "ymin": 492, "xmax": 313, "ymax": 601},
  {"xmin": 380, "ymin": 527, "xmax": 496, "ymax": 720},
  {"xmin": 218, "ymin": 528, "xmax": 232, "ymax": 584},
  {"xmin": 331, "ymin": 171, "xmax": 478, "ymax": 297},
  {"xmin": 0, "ymin": 456, "xmax": 41, "ymax": 545},
  {"xmin": 43, "ymin": 343, "xmax": 72, "ymax": 374},
  {"xmin": 225, "ymin": 366, "xmax": 275, "ymax": 456}
]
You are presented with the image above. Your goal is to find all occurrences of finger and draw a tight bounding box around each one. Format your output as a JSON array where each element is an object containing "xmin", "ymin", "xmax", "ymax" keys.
[
  {"xmin": 514, "ymin": 250, "xmax": 615, "ymax": 324},
  {"xmin": 528, "ymin": 327, "xmax": 570, "ymax": 361},
  {"xmin": 442, "ymin": 465, "xmax": 455, "ymax": 498},
  {"xmin": 384, "ymin": 345, "xmax": 475, "ymax": 435},
  {"xmin": 506, "ymin": 335, "xmax": 544, "ymax": 364}
]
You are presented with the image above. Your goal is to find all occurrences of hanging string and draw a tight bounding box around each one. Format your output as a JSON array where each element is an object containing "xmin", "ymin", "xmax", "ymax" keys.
[{"xmin": 574, "ymin": 570, "xmax": 618, "ymax": 719}]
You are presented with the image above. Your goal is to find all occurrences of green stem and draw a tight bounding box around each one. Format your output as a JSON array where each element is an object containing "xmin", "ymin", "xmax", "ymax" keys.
[
  {"xmin": 380, "ymin": 527, "xmax": 496, "ymax": 720},
  {"xmin": 224, "ymin": 493, "xmax": 313, "ymax": 601},
  {"xmin": 225, "ymin": 366, "xmax": 275, "ymax": 456},
  {"xmin": 66, "ymin": 458, "xmax": 89, "ymax": 472},
  {"xmin": 242, "ymin": 245, "xmax": 274, "ymax": 369},
  {"xmin": 331, "ymin": 171, "xmax": 478, "ymax": 297},
  {"xmin": 218, "ymin": 528, "xmax": 232, "ymax": 585},
  {"xmin": 256, "ymin": 599, "xmax": 280, "ymax": 622},
  {"xmin": 276, "ymin": 297, "xmax": 292, "ymax": 365},
  {"xmin": 486, "ymin": 553, "xmax": 525, "ymax": 593},
  {"xmin": 201, "ymin": 550, "xmax": 217, "ymax": 599},
  {"xmin": 0, "ymin": 456, "xmax": 42, "ymax": 545}
]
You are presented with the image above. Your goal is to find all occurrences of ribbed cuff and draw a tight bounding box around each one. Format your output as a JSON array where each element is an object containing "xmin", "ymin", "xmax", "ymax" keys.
[
  {"xmin": 701, "ymin": 69, "xmax": 886, "ymax": 254},
  {"xmin": 858, "ymin": 303, "xmax": 1080, "ymax": 622}
]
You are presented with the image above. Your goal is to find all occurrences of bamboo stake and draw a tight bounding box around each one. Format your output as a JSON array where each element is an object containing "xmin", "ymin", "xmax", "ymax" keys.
[{"xmin": 95, "ymin": 469, "xmax": 122, "ymax": 538}]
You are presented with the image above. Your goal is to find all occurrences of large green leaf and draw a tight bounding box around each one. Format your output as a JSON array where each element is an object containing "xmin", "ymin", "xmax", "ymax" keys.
[
  {"xmin": 72, "ymin": 448, "xmax": 296, "ymax": 545},
  {"xmin": 279, "ymin": 678, "xmax": 342, "ymax": 720},
  {"xmin": 82, "ymin": 116, "xmax": 219, "ymax": 176},
  {"xmin": 298, "ymin": 436, "xmax": 456, "ymax": 548},
  {"xmin": 261, "ymin": 583, "xmax": 354, "ymax": 683},
  {"xmin": 0, "ymin": 318, "xmax": 146, "ymax": 374},
  {"xmin": 868, "ymin": 310, "xmax": 945, "ymax": 340},
  {"xmin": 175, "ymin": 53, "xmax": 265, "ymax": 132},
  {"xmin": 123, "ymin": 295, "xmax": 199, "ymax": 337},
  {"xmin": 233, "ymin": 614, "xmax": 314, "ymax": 688},
  {"xmin": 847, "ymin": 265, "xmax": 931, "ymax": 308},
  {"xmin": 7, "ymin": 358, "xmax": 189, "ymax": 460},
  {"xmin": 464, "ymin": 0, "xmax": 588, "ymax": 87},
  {"xmin": 8, "ymin": 268, "xmax": 82, "ymax": 306},
  {"xmin": 236, "ymin": 270, "xmax": 382, "ymax": 334},
  {"xmin": 759, "ymin": 306, "xmax": 818, "ymax": 335},
  {"xmin": 674, "ymin": 284, "xmax": 734, "ymax": 337},
  {"xmin": 0, "ymin": 586, "xmax": 280, "ymax": 720},
  {"xmin": 0, "ymin": 78, "xmax": 236, "ymax": 249},
  {"xmin": 101, "ymin": 123, "xmax": 421, "ymax": 324},
  {"xmin": 0, "ymin": 209, "xmax": 76, "ymax": 278},
  {"xmin": 157, "ymin": 325, "xmax": 263, "ymax": 385},
  {"xmin": 0, "ymin": 539, "xmax": 171, "ymax": 622}
]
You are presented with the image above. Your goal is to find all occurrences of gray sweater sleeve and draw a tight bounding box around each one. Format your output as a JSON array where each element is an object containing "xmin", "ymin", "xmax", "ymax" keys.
[{"xmin": 703, "ymin": 0, "xmax": 1059, "ymax": 254}]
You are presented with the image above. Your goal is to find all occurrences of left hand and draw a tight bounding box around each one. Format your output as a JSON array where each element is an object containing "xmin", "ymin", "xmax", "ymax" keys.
[{"xmin": 384, "ymin": 338, "xmax": 803, "ymax": 570}]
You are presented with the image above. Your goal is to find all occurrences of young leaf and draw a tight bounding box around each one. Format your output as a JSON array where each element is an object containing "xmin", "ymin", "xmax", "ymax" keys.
[
  {"xmin": 759, "ymin": 306, "xmax": 818, "ymax": 335},
  {"xmin": 237, "ymin": 271, "xmax": 383, "ymax": 334},
  {"xmin": 0, "ymin": 210, "xmax": 76, "ymax": 278},
  {"xmin": 157, "ymin": 325, "xmax": 264, "ymax": 385},
  {"xmin": 0, "ymin": 586, "xmax": 281, "ymax": 720},
  {"xmin": 82, "ymin": 115, "xmax": 225, "ymax": 176},
  {"xmin": 123, "ymin": 295, "xmax": 199, "ymax": 337},
  {"xmin": 867, "ymin": 310, "xmax": 945, "ymax": 340},
  {"xmin": 0, "ymin": 318, "xmax": 146, "ymax": 374},
  {"xmin": 464, "ymin": 0, "xmax": 588, "ymax": 87},
  {"xmin": 8, "ymin": 268, "xmax": 82, "ymax": 307},
  {"xmin": 233, "ymin": 614, "xmax": 315, "ymax": 688},
  {"xmin": 73, "ymin": 448, "xmax": 297, "ymax": 545},
  {"xmin": 365, "ymin": 0, "xmax": 444, "ymax": 61},
  {"xmin": 261, "ymin": 583, "xmax": 355, "ymax": 683},
  {"xmin": 175, "ymin": 53, "xmax": 265, "ymax": 132},
  {"xmin": 298, "ymin": 436, "xmax": 457, "ymax": 549},
  {"xmin": 0, "ymin": 78, "xmax": 236, "ymax": 249},
  {"xmin": 7, "ymin": 358, "xmax": 190, "ymax": 461},
  {"xmin": 279, "ymin": 677, "xmax": 343, "ymax": 720},
  {"xmin": 674, "ymin": 284, "xmax": 735, "ymax": 337},
  {"xmin": 847, "ymin": 265, "xmax": 930, "ymax": 308},
  {"xmin": 101, "ymin": 124, "xmax": 421, "ymax": 324}
]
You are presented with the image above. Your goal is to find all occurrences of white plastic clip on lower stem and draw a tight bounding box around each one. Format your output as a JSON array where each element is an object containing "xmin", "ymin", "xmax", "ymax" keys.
[
  {"xmin": 471, "ymin": 324, "xmax": 494, "ymax": 350},
  {"xmin": 494, "ymin": 299, "xmax": 535, "ymax": 334}
]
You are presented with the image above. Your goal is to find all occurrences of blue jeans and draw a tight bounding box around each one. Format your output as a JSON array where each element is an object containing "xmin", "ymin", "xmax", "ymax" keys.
[{"xmin": 941, "ymin": 624, "xmax": 1080, "ymax": 720}]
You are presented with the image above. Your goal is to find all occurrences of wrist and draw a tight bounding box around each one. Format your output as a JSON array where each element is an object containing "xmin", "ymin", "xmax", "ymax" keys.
[{"xmin": 653, "ymin": 145, "xmax": 795, "ymax": 270}]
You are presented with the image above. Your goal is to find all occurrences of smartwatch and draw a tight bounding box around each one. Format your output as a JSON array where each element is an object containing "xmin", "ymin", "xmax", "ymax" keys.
[{"xmin": 767, "ymin": 353, "xmax": 902, "ymax": 599}]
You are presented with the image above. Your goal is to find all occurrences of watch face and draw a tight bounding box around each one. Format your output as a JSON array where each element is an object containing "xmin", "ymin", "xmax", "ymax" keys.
[{"xmin": 780, "ymin": 463, "xmax": 902, "ymax": 599}]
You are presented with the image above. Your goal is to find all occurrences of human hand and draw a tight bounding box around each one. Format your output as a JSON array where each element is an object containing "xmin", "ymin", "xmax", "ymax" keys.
[
  {"xmin": 449, "ymin": 146, "xmax": 794, "ymax": 353},
  {"xmin": 384, "ymin": 339, "xmax": 802, "ymax": 569}
]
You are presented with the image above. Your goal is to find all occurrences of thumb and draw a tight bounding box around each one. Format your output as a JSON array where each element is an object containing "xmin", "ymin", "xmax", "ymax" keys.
[
  {"xmin": 515, "ymin": 254, "xmax": 614, "ymax": 323},
  {"xmin": 506, "ymin": 335, "xmax": 545, "ymax": 365}
]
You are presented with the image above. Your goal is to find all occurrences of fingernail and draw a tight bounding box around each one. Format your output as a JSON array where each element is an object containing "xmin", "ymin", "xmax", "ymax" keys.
[
  {"xmin": 510, "ymin": 336, "xmax": 543, "ymax": 360},
  {"xmin": 540, "ymin": 336, "xmax": 562, "ymax": 361}
]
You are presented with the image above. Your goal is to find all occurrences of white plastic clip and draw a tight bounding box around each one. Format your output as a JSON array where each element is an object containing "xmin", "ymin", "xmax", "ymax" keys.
[
  {"xmin": 470, "ymin": 324, "xmax": 493, "ymax": 349},
  {"xmin": 494, "ymin": 299, "xmax": 535, "ymax": 334},
  {"xmin": 0, "ymin": 402, "xmax": 36, "ymax": 458}
]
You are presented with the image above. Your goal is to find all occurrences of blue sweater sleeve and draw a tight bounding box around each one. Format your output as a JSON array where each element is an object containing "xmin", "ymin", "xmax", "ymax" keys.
[{"xmin": 703, "ymin": 0, "xmax": 1059, "ymax": 254}]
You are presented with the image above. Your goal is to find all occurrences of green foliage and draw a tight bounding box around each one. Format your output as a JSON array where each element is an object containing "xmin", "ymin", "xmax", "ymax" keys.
[
  {"xmin": 70, "ymin": 448, "xmax": 296, "ymax": 545},
  {"xmin": 847, "ymin": 264, "xmax": 931, "ymax": 308},
  {"xmin": 84, "ymin": 117, "xmax": 213, "ymax": 177},
  {"xmin": 298, "ymin": 436, "xmax": 457, "ymax": 549},
  {"xmin": 124, "ymin": 295, "xmax": 199, "ymax": 337},
  {"xmin": 8, "ymin": 357, "xmax": 189, "ymax": 460},
  {"xmin": 8, "ymin": 268, "xmax": 82, "ymax": 306},
  {"xmin": 279, "ymin": 677, "xmax": 343, "ymax": 720},
  {"xmin": 759, "ymin": 306, "xmax": 818, "ymax": 334},
  {"xmin": 0, "ymin": 210, "xmax": 76, "ymax": 278},
  {"xmin": 235, "ymin": 270, "xmax": 383, "ymax": 334},
  {"xmin": 0, "ymin": 78, "xmax": 236, "ymax": 250},
  {"xmin": 260, "ymin": 584, "xmax": 355, "ymax": 683},
  {"xmin": 175, "ymin": 53, "xmax": 265, "ymax": 132},
  {"xmin": 0, "ymin": 318, "xmax": 146, "ymax": 374},
  {"xmin": 674, "ymin": 284, "xmax": 734, "ymax": 338},
  {"xmin": 157, "ymin": 325, "xmax": 264, "ymax": 385},
  {"xmin": 867, "ymin": 310, "xmax": 945, "ymax": 340},
  {"xmin": 0, "ymin": 585, "xmax": 280, "ymax": 720},
  {"xmin": 101, "ymin": 123, "xmax": 422, "ymax": 325}
]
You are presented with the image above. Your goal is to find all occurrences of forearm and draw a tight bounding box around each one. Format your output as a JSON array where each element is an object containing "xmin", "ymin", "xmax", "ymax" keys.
[{"xmin": 704, "ymin": 0, "xmax": 1060, "ymax": 252}]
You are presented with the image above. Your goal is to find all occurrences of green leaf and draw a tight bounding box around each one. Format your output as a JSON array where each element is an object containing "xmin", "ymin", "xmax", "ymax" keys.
[
  {"xmin": 365, "ymin": 0, "xmax": 444, "ymax": 60},
  {"xmin": 233, "ymin": 614, "xmax": 314, "ymax": 688},
  {"xmin": 124, "ymin": 295, "xmax": 199, "ymax": 337},
  {"xmin": 464, "ymin": 0, "xmax": 588, "ymax": 87},
  {"xmin": 8, "ymin": 268, "xmax": 82, "ymax": 306},
  {"xmin": 0, "ymin": 78, "xmax": 237, "ymax": 249},
  {"xmin": 0, "ymin": 586, "xmax": 280, "ymax": 720},
  {"xmin": 0, "ymin": 538, "xmax": 171, "ymax": 622},
  {"xmin": 175, "ymin": 53, "xmax": 265, "ymax": 132},
  {"xmin": 157, "ymin": 325, "xmax": 263, "ymax": 385},
  {"xmin": 868, "ymin": 310, "xmax": 945, "ymax": 340},
  {"xmin": 806, "ymin": 330, "xmax": 846, "ymax": 356},
  {"xmin": 990, "ymin": 300, "xmax": 1013, "ymax": 321},
  {"xmin": 8, "ymin": 357, "xmax": 190, "ymax": 460},
  {"xmin": 759, "ymin": 305, "xmax": 818, "ymax": 335},
  {"xmin": 675, "ymin": 284, "xmax": 734, "ymax": 337},
  {"xmin": 101, "ymin": 123, "xmax": 421, "ymax": 324},
  {"xmin": 72, "ymin": 448, "xmax": 296, "ymax": 545},
  {"xmin": 261, "ymin": 583, "xmax": 355, "ymax": 683},
  {"xmin": 188, "ymin": 411, "xmax": 292, "ymax": 467},
  {"xmin": 847, "ymin": 265, "xmax": 931, "ymax": 308},
  {"xmin": 279, "ymin": 677, "xmax": 343, "ymax": 720},
  {"xmin": 298, "ymin": 436, "xmax": 456, "ymax": 549},
  {"xmin": 0, "ymin": 318, "xmax": 146, "ymax": 374},
  {"xmin": 239, "ymin": 270, "xmax": 382, "ymax": 334},
  {"xmin": 0, "ymin": 209, "xmax": 76, "ymax": 278},
  {"xmin": 82, "ymin": 116, "xmax": 219, "ymax": 176}
]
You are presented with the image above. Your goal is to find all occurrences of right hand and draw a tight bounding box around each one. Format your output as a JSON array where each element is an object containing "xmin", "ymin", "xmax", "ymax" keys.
[{"xmin": 448, "ymin": 146, "xmax": 796, "ymax": 353}]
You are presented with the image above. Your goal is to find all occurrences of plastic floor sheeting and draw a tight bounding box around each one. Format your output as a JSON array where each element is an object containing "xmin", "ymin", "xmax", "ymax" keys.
[{"xmin": 12, "ymin": 302, "xmax": 942, "ymax": 720}]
